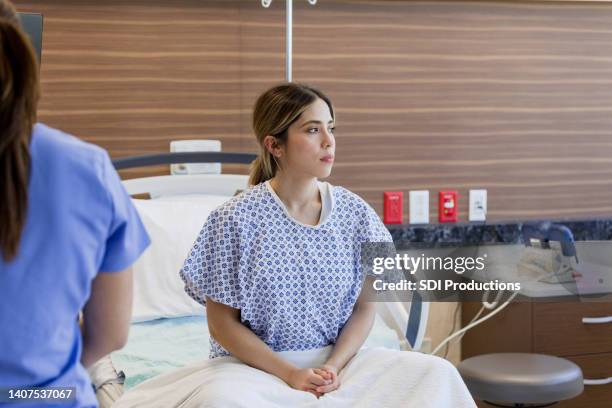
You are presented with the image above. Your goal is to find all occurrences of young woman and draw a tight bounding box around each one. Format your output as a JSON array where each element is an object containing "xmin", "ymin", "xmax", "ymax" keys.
[
  {"xmin": 114, "ymin": 83, "xmax": 475, "ymax": 407},
  {"xmin": 183, "ymin": 84, "xmax": 374, "ymax": 397},
  {"xmin": 0, "ymin": 1, "xmax": 150, "ymax": 407}
]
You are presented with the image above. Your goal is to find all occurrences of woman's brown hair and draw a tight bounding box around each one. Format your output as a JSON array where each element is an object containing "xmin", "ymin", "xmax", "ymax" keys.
[
  {"xmin": 0, "ymin": 0, "xmax": 40, "ymax": 262},
  {"xmin": 249, "ymin": 83, "xmax": 334, "ymax": 186}
]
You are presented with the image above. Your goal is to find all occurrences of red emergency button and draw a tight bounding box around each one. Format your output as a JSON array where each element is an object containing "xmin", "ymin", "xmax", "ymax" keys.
[{"xmin": 438, "ymin": 190, "xmax": 458, "ymax": 223}]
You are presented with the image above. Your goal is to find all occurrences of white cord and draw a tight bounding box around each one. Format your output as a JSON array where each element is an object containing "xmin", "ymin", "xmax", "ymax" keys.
[
  {"xmin": 482, "ymin": 289, "xmax": 505, "ymax": 310},
  {"xmin": 440, "ymin": 290, "xmax": 504, "ymax": 348},
  {"xmin": 455, "ymin": 305, "xmax": 485, "ymax": 343},
  {"xmin": 431, "ymin": 291, "xmax": 519, "ymax": 356}
]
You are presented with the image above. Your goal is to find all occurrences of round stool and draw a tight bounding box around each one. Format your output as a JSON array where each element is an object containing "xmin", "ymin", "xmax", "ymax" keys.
[{"xmin": 458, "ymin": 353, "xmax": 583, "ymax": 407}]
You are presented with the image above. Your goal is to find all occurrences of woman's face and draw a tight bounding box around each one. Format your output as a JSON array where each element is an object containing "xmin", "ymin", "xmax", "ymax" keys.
[{"xmin": 279, "ymin": 98, "xmax": 335, "ymax": 179}]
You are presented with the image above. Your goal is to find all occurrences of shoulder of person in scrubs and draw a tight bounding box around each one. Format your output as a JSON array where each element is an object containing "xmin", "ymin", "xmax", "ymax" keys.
[{"xmin": 0, "ymin": 123, "xmax": 150, "ymax": 408}]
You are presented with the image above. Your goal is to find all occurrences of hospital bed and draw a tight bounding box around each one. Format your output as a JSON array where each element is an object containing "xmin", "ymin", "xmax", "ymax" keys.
[{"xmin": 89, "ymin": 151, "xmax": 428, "ymax": 407}]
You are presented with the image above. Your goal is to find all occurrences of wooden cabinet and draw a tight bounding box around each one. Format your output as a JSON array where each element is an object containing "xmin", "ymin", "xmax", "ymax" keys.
[
  {"xmin": 561, "ymin": 353, "xmax": 612, "ymax": 408},
  {"xmin": 462, "ymin": 302, "xmax": 612, "ymax": 407},
  {"xmin": 533, "ymin": 303, "xmax": 612, "ymax": 356}
]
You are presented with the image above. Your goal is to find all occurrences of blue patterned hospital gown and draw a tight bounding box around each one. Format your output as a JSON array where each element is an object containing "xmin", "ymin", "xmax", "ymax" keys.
[{"xmin": 180, "ymin": 182, "xmax": 392, "ymax": 358}]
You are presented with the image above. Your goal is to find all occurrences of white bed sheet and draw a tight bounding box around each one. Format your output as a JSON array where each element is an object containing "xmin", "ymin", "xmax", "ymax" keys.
[
  {"xmin": 113, "ymin": 346, "xmax": 476, "ymax": 408},
  {"xmin": 111, "ymin": 313, "xmax": 400, "ymax": 390}
]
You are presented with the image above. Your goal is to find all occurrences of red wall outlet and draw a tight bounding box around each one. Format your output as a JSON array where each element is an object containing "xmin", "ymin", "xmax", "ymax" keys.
[
  {"xmin": 384, "ymin": 192, "xmax": 403, "ymax": 224},
  {"xmin": 438, "ymin": 190, "xmax": 458, "ymax": 223}
]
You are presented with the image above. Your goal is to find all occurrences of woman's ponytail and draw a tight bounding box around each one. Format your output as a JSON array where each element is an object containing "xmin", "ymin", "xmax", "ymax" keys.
[
  {"xmin": 0, "ymin": 0, "xmax": 40, "ymax": 262},
  {"xmin": 248, "ymin": 150, "xmax": 277, "ymax": 186}
]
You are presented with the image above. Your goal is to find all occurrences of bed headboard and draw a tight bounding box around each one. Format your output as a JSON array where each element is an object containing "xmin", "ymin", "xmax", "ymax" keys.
[{"xmin": 112, "ymin": 152, "xmax": 256, "ymax": 197}]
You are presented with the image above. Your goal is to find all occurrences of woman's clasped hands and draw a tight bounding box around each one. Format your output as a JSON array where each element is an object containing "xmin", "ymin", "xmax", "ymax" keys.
[
  {"xmin": 286, "ymin": 364, "xmax": 340, "ymax": 398},
  {"xmin": 314, "ymin": 364, "xmax": 340, "ymax": 396}
]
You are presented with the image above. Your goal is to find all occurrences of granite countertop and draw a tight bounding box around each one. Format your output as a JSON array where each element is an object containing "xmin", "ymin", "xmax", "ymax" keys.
[{"xmin": 386, "ymin": 218, "xmax": 612, "ymax": 247}]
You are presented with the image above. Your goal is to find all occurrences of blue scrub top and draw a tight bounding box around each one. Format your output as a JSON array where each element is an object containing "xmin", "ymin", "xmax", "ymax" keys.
[{"xmin": 0, "ymin": 124, "xmax": 150, "ymax": 407}]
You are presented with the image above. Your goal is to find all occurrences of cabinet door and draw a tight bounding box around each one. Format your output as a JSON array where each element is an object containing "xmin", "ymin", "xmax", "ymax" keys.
[
  {"xmin": 559, "ymin": 353, "xmax": 612, "ymax": 408},
  {"xmin": 534, "ymin": 302, "xmax": 612, "ymax": 356}
]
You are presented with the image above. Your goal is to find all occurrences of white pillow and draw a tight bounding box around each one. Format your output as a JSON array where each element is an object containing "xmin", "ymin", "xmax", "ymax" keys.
[{"xmin": 131, "ymin": 195, "xmax": 230, "ymax": 322}]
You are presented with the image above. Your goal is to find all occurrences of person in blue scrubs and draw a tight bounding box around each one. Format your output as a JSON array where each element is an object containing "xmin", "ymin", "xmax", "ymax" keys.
[{"xmin": 0, "ymin": 1, "xmax": 150, "ymax": 407}]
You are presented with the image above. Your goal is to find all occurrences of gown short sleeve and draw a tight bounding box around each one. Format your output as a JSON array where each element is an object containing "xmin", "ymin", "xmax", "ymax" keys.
[
  {"xmin": 361, "ymin": 203, "xmax": 394, "ymax": 244},
  {"xmin": 359, "ymin": 202, "xmax": 396, "ymax": 278},
  {"xmin": 99, "ymin": 153, "xmax": 151, "ymax": 273},
  {"xmin": 180, "ymin": 209, "xmax": 242, "ymax": 309}
]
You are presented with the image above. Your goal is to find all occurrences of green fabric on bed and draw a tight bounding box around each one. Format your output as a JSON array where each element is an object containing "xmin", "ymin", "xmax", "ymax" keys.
[{"xmin": 110, "ymin": 316, "xmax": 210, "ymax": 389}]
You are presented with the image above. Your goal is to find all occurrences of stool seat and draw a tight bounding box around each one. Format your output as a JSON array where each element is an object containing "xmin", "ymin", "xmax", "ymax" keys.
[{"xmin": 458, "ymin": 353, "xmax": 583, "ymax": 406}]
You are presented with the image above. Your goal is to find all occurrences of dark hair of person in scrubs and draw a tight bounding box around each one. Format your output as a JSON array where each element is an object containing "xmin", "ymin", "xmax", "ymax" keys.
[
  {"xmin": 0, "ymin": 0, "xmax": 39, "ymax": 262},
  {"xmin": 249, "ymin": 83, "xmax": 334, "ymax": 186}
]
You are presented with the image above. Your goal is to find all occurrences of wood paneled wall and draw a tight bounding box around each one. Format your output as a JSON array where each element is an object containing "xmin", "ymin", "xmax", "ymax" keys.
[{"xmin": 13, "ymin": 0, "xmax": 612, "ymax": 223}]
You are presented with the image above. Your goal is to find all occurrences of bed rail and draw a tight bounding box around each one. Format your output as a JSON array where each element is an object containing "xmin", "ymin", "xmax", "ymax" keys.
[{"xmin": 112, "ymin": 152, "xmax": 256, "ymax": 170}]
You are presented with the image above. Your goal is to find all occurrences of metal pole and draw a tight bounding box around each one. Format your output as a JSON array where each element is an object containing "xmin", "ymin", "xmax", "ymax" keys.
[
  {"xmin": 261, "ymin": 0, "xmax": 317, "ymax": 82},
  {"xmin": 286, "ymin": 0, "xmax": 292, "ymax": 82}
]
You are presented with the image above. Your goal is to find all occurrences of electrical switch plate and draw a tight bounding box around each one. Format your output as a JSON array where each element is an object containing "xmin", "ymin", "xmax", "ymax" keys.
[
  {"xmin": 170, "ymin": 140, "xmax": 221, "ymax": 175},
  {"xmin": 409, "ymin": 190, "xmax": 429, "ymax": 224},
  {"xmin": 383, "ymin": 192, "xmax": 403, "ymax": 224},
  {"xmin": 438, "ymin": 190, "xmax": 458, "ymax": 223},
  {"xmin": 469, "ymin": 189, "xmax": 487, "ymax": 222}
]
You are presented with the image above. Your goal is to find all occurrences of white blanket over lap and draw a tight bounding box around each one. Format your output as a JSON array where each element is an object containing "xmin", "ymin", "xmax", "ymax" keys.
[{"xmin": 113, "ymin": 347, "xmax": 476, "ymax": 408}]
